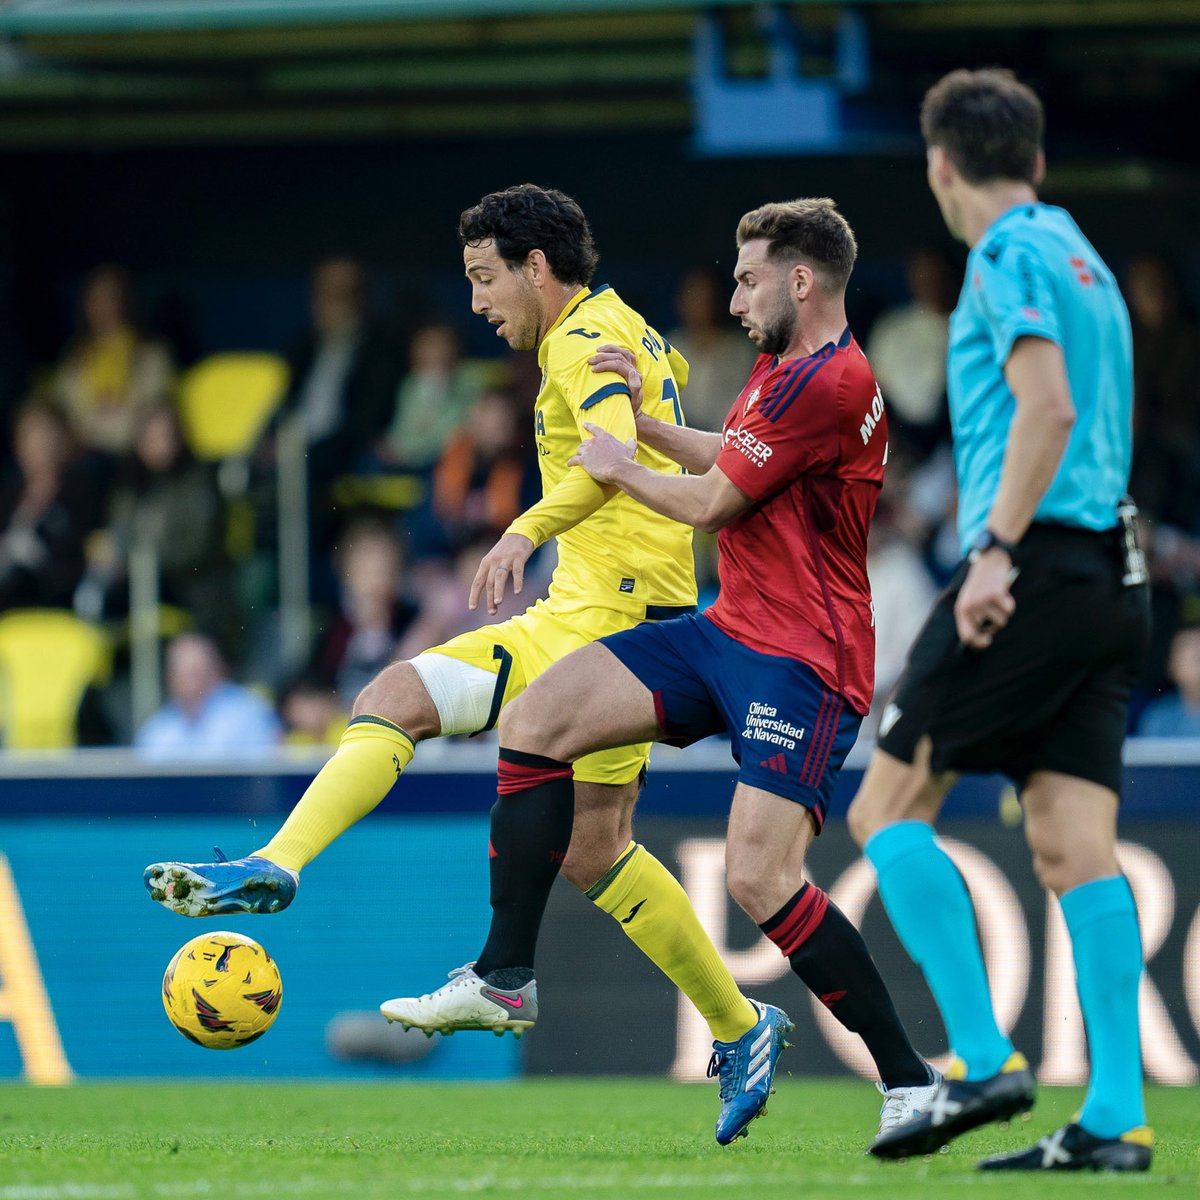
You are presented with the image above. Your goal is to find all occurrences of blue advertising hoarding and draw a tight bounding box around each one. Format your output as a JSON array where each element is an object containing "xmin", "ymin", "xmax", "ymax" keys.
[
  {"xmin": 0, "ymin": 814, "xmax": 518, "ymax": 1080},
  {"xmin": 1, "ymin": 745, "xmax": 1197, "ymax": 1083}
]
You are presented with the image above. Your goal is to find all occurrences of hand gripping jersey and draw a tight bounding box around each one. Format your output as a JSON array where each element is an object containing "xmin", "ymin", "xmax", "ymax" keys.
[{"xmin": 706, "ymin": 330, "xmax": 886, "ymax": 714}]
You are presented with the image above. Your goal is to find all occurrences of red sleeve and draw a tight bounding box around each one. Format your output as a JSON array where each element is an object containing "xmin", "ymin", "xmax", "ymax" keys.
[{"xmin": 715, "ymin": 349, "xmax": 841, "ymax": 501}]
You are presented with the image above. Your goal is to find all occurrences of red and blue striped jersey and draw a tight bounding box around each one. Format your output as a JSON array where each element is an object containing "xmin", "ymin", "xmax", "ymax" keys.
[{"xmin": 707, "ymin": 331, "xmax": 886, "ymax": 714}]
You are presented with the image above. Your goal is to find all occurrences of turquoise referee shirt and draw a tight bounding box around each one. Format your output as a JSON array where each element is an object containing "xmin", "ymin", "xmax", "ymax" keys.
[{"xmin": 949, "ymin": 202, "xmax": 1133, "ymax": 555}]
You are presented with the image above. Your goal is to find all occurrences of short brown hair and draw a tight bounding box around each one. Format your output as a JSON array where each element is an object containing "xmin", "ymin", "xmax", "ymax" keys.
[
  {"xmin": 736, "ymin": 198, "xmax": 857, "ymax": 291},
  {"xmin": 921, "ymin": 68, "xmax": 1044, "ymax": 185}
]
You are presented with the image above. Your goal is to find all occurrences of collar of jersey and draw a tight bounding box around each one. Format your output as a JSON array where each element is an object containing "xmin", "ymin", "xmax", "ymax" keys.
[
  {"xmin": 981, "ymin": 200, "xmax": 1047, "ymax": 243},
  {"xmin": 542, "ymin": 283, "xmax": 612, "ymax": 344},
  {"xmin": 773, "ymin": 324, "xmax": 850, "ymax": 368}
]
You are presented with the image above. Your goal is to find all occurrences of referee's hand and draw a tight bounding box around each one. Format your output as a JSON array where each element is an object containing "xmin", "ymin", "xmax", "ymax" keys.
[
  {"xmin": 955, "ymin": 551, "xmax": 1017, "ymax": 649},
  {"xmin": 469, "ymin": 532, "xmax": 534, "ymax": 615}
]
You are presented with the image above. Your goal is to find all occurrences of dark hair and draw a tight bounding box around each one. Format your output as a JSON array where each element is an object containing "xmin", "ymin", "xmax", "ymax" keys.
[
  {"xmin": 736, "ymin": 198, "xmax": 857, "ymax": 291},
  {"xmin": 921, "ymin": 68, "xmax": 1044, "ymax": 186},
  {"xmin": 458, "ymin": 184, "xmax": 599, "ymax": 286}
]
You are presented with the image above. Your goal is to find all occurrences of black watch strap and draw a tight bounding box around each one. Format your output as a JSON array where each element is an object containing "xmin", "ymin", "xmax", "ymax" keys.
[{"xmin": 969, "ymin": 529, "xmax": 1019, "ymax": 561}]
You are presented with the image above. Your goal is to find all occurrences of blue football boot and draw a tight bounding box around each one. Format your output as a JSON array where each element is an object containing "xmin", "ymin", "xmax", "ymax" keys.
[
  {"xmin": 708, "ymin": 1001, "xmax": 794, "ymax": 1145},
  {"xmin": 144, "ymin": 847, "xmax": 298, "ymax": 917}
]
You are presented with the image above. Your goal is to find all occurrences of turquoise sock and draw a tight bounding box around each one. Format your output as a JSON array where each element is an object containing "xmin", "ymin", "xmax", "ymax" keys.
[
  {"xmin": 1060, "ymin": 875, "xmax": 1146, "ymax": 1138},
  {"xmin": 865, "ymin": 821, "xmax": 1013, "ymax": 1080}
]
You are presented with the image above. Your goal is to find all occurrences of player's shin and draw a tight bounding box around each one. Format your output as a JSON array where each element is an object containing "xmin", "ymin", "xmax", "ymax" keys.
[
  {"xmin": 864, "ymin": 821, "xmax": 1013, "ymax": 1079},
  {"xmin": 1060, "ymin": 875, "xmax": 1148, "ymax": 1138},
  {"xmin": 471, "ymin": 748, "xmax": 576, "ymax": 983},
  {"xmin": 761, "ymin": 882, "xmax": 930, "ymax": 1088},
  {"xmin": 589, "ymin": 841, "xmax": 758, "ymax": 1042},
  {"xmin": 256, "ymin": 715, "xmax": 415, "ymax": 872}
]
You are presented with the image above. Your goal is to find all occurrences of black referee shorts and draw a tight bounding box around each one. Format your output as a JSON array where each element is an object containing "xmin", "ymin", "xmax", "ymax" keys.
[{"xmin": 876, "ymin": 522, "xmax": 1151, "ymax": 795}]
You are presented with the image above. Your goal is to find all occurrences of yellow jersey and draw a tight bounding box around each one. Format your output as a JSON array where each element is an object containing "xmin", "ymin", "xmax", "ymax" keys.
[{"xmin": 507, "ymin": 284, "xmax": 697, "ymax": 616}]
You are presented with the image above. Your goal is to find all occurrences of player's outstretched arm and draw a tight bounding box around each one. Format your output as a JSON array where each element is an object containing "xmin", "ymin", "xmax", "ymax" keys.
[
  {"xmin": 571, "ymin": 424, "xmax": 750, "ymax": 533},
  {"xmin": 588, "ymin": 345, "xmax": 723, "ymax": 475},
  {"xmin": 471, "ymin": 465, "xmax": 619, "ymax": 614}
]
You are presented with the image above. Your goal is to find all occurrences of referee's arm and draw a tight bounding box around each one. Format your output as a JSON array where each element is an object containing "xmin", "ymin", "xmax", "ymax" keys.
[
  {"xmin": 955, "ymin": 335, "xmax": 1076, "ymax": 648},
  {"xmin": 989, "ymin": 336, "xmax": 1077, "ymax": 543}
]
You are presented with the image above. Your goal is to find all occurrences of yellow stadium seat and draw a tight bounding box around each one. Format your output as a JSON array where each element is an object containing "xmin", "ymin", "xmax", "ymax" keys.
[
  {"xmin": 0, "ymin": 611, "xmax": 113, "ymax": 749},
  {"xmin": 177, "ymin": 352, "xmax": 289, "ymax": 461},
  {"xmin": 330, "ymin": 472, "xmax": 425, "ymax": 513}
]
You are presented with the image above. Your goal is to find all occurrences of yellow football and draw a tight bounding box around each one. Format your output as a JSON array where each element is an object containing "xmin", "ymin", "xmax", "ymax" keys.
[{"xmin": 161, "ymin": 931, "xmax": 283, "ymax": 1049}]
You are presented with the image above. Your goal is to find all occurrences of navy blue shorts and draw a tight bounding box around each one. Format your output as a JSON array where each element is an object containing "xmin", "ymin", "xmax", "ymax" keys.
[{"xmin": 600, "ymin": 613, "xmax": 862, "ymax": 830}]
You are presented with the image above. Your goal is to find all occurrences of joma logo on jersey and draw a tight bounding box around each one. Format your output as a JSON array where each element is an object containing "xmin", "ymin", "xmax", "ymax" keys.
[
  {"xmin": 859, "ymin": 384, "xmax": 885, "ymax": 445},
  {"xmin": 725, "ymin": 425, "xmax": 772, "ymax": 466}
]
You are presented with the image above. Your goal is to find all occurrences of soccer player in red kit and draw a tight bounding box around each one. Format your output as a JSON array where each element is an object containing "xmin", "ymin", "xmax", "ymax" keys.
[{"xmin": 407, "ymin": 198, "xmax": 939, "ymax": 1146}]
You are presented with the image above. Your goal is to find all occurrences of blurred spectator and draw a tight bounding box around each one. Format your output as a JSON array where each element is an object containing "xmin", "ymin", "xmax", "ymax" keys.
[
  {"xmin": 1137, "ymin": 625, "xmax": 1200, "ymax": 737},
  {"xmin": 864, "ymin": 489, "xmax": 938, "ymax": 737},
  {"xmin": 889, "ymin": 441, "xmax": 961, "ymax": 585},
  {"xmin": 272, "ymin": 257, "xmax": 397, "ymax": 488},
  {"xmin": 430, "ymin": 388, "xmax": 534, "ymax": 554},
  {"xmin": 0, "ymin": 270, "xmax": 31, "ymax": 464},
  {"xmin": 1125, "ymin": 252, "xmax": 1200, "ymax": 529},
  {"xmin": 52, "ymin": 264, "xmax": 175, "ymax": 460},
  {"xmin": 378, "ymin": 323, "xmax": 483, "ymax": 474},
  {"xmin": 279, "ymin": 676, "xmax": 346, "ymax": 746},
  {"xmin": 135, "ymin": 632, "xmax": 281, "ymax": 760},
  {"xmin": 397, "ymin": 536, "xmax": 549, "ymax": 663},
  {"xmin": 866, "ymin": 246, "xmax": 957, "ymax": 456},
  {"xmin": 309, "ymin": 519, "xmax": 418, "ymax": 708},
  {"xmin": 1134, "ymin": 516, "xmax": 1200, "ymax": 698},
  {"xmin": 79, "ymin": 401, "xmax": 236, "ymax": 654},
  {"xmin": 0, "ymin": 399, "xmax": 97, "ymax": 611},
  {"xmin": 665, "ymin": 267, "xmax": 757, "ymax": 432}
]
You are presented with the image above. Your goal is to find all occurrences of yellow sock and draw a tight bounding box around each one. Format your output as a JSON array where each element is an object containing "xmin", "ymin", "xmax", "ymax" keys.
[
  {"xmin": 588, "ymin": 842, "xmax": 757, "ymax": 1043},
  {"xmin": 256, "ymin": 715, "xmax": 415, "ymax": 872}
]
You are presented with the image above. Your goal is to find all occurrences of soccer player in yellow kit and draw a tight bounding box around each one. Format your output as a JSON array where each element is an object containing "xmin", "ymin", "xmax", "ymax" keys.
[{"xmin": 145, "ymin": 184, "xmax": 790, "ymax": 1145}]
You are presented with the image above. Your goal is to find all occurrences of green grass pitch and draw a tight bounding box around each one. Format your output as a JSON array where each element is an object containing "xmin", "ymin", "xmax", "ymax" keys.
[{"xmin": 1, "ymin": 1080, "xmax": 1195, "ymax": 1199}]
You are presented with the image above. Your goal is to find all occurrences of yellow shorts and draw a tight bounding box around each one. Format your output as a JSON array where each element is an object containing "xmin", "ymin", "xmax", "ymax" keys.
[{"xmin": 426, "ymin": 598, "xmax": 656, "ymax": 786}]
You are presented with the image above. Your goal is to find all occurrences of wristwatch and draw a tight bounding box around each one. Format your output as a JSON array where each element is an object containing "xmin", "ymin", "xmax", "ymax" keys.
[{"xmin": 968, "ymin": 529, "xmax": 1019, "ymax": 563}]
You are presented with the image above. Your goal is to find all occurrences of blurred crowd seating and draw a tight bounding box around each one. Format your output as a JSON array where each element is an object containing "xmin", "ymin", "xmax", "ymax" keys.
[{"xmin": 0, "ymin": 250, "xmax": 1195, "ymax": 754}]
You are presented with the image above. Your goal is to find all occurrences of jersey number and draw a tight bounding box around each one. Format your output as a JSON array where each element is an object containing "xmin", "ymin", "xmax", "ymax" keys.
[{"xmin": 661, "ymin": 378, "xmax": 684, "ymax": 427}]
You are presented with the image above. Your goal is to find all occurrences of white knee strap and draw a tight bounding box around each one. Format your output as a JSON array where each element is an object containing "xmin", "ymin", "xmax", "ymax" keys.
[{"xmin": 410, "ymin": 652, "xmax": 502, "ymax": 737}]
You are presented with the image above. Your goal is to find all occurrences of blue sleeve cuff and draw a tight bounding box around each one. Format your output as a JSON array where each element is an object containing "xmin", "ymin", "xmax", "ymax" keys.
[{"xmin": 580, "ymin": 381, "xmax": 632, "ymax": 411}]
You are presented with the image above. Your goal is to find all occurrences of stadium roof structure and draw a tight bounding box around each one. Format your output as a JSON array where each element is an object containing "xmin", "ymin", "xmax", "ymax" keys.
[{"xmin": 0, "ymin": 0, "xmax": 1195, "ymax": 155}]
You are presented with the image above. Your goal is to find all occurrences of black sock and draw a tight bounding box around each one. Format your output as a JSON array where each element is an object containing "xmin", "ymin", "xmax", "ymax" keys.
[
  {"xmin": 472, "ymin": 748, "xmax": 575, "ymax": 980},
  {"xmin": 760, "ymin": 882, "xmax": 930, "ymax": 1089}
]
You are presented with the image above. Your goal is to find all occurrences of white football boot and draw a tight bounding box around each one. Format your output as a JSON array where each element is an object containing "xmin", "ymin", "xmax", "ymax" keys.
[
  {"xmin": 380, "ymin": 963, "xmax": 537, "ymax": 1038},
  {"xmin": 873, "ymin": 1064, "xmax": 944, "ymax": 1146}
]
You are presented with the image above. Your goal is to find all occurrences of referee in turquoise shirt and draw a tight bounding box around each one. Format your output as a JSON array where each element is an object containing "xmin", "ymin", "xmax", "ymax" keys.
[{"xmin": 850, "ymin": 68, "xmax": 1153, "ymax": 1172}]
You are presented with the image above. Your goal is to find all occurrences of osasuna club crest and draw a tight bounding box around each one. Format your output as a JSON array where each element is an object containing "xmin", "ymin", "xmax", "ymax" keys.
[{"xmin": 743, "ymin": 387, "xmax": 761, "ymax": 415}]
